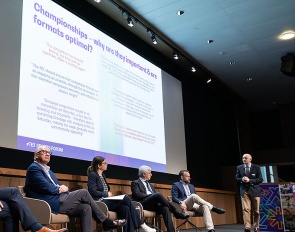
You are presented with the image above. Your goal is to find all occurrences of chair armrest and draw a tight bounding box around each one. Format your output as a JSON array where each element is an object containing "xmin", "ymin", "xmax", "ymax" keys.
[
  {"xmin": 132, "ymin": 201, "xmax": 144, "ymax": 218},
  {"xmin": 95, "ymin": 201, "xmax": 108, "ymax": 216},
  {"xmin": 167, "ymin": 195, "xmax": 181, "ymax": 211},
  {"xmin": 23, "ymin": 197, "xmax": 51, "ymax": 225},
  {"xmin": 169, "ymin": 200, "xmax": 182, "ymax": 212}
]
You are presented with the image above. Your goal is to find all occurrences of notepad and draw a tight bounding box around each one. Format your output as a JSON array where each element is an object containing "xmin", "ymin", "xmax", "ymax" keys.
[{"xmin": 103, "ymin": 194, "xmax": 126, "ymax": 200}]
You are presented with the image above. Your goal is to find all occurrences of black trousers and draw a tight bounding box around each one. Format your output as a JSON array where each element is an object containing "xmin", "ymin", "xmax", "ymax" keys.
[
  {"xmin": 141, "ymin": 193, "xmax": 177, "ymax": 232},
  {"xmin": 0, "ymin": 187, "xmax": 42, "ymax": 232},
  {"xmin": 103, "ymin": 195, "xmax": 142, "ymax": 231}
]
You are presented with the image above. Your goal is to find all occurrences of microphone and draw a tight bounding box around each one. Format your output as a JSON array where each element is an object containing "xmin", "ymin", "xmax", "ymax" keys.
[{"xmin": 269, "ymin": 173, "xmax": 286, "ymax": 183}]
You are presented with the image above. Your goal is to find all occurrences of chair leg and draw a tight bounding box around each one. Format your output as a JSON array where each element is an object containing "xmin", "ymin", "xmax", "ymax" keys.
[
  {"xmin": 154, "ymin": 217, "xmax": 163, "ymax": 232},
  {"xmin": 175, "ymin": 219, "xmax": 202, "ymax": 232}
]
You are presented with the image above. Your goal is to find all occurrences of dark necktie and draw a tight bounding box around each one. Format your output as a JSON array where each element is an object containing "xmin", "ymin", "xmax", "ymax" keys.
[
  {"xmin": 246, "ymin": 166, "xmax": 250, "ymax": 175},
  {"xmin": 145, "ymin": 181, "xmax": 153, "ymax": 193}
]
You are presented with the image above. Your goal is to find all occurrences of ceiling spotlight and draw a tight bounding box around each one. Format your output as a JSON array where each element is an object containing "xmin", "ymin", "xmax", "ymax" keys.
[
  {"xmin": 207, "ymin": 78, "xmax": 212, "ymax": 83},
  {"xmin": 151, "ymin": 35, "xmax": 157, "ymax": 44},
  {"xmin": 191, "ymin": 66, "xmax": 196, "ymax": 72},
  {"xmin": 207, "ymin": 39, "xmax": 214, "ymax": 44},
  {"xmin": 281, "ymin": 31, "xmax": 295, "ymax": 40},
  {"xmin": 126, "ymin": 16, "xmax": 134, "ymax": 27},
  {"xmin": 146, "ymin": 29, "xmax": 157, "ymax": 44},
  {"xmin": 94, "ymin": 0, "xmax": 101, "ymax": 2},
  {"xmin": 229, "ymin": 61, "xmax": 236, "ymax": 65},
  {"xmin": 173, "ymin": 51, "xmax": 180, "ymax": 60},
  {"xmin": 177, "ymin": 10, "xmax": 184, "ymax": 15},
  {"xmin": 146, "ymin": 29, "xmax": 153, "ymax": 37}
]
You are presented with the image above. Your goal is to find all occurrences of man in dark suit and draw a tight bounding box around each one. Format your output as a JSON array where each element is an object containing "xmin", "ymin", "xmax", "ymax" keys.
[
  {"xmin": 0, "ymin": 187, "xmax": 67, "ymax": 232},
  {"xmin": 25, "ymin": 145, "xmax": 126, "ymax": 232},
  {"xmin": 236, "ymin": 153, "xmax": 263, "ymax": 232},
  {"xmin": 171, "ymin": 170, "xmax": 225, "ymax": 232},
  {"xmin": 131, "ymin": 165, "xmax": 190, "ymax": 232}
]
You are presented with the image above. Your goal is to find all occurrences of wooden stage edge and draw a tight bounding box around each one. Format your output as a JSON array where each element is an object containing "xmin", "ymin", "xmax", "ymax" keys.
[{"xmin": 0, "ymin": 167, "xmax": 235, "ymax": 194}]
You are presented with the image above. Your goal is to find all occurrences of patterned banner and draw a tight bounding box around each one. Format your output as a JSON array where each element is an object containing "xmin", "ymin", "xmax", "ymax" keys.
[
  {"xmin": 281, "ymin": 184, "xmax": 295, "ymax": 232},
  {"xmin": 260, "ymin": 184, "xmax": 284, "ymax": 231},
  {"xmin": 259, "ymin": 184, "xmax": 295, "ymax": 232}
]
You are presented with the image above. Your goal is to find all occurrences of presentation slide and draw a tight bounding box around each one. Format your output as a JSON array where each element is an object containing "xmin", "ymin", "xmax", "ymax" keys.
[{"xmin": 0, "ymin": 0, "xmax": 186, "ymax": 174}]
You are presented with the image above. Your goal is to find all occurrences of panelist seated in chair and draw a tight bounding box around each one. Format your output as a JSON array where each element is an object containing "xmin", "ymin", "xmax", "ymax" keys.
[
  {"xmin": 171, "ymin": 169, "xmax": 226, "ymax": 232},
  {"xmin": 0, "ymin": 187, "xmax": 68, "ymax": 232},
  {"xmin": 131, "ymin": 165, "xmax": 190, "ymax": 232},
  {"xmin": 87, "ymin": 156, "xmax": 156, "ymax": 232},
  {"xmin": 25, "ymin": 145, "xmax": 126, "ymax": 232}
]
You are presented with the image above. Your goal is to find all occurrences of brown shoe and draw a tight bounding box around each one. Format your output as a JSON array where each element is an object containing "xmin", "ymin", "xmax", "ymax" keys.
[
  {"xmin": 37, "ymin": 227, "xmax": 68, "ymax": 232},
  {"xmin": 245, "ymin": 228, "xmax": 251, "ymax": 232},
  {"xmin": 254, "ymin": 228, "xmax": 260, "ymax": 232}
]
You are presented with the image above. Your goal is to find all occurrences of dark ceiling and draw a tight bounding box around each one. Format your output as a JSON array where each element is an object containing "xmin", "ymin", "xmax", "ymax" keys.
[{"xmin": 86, "ymin": 0, "xmax": 295, "ymax": 112}]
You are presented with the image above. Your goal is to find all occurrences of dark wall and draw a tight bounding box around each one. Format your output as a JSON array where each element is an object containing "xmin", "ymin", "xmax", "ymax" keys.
[
  {"xmin": 247, "ymin": 103, "xmax": 295, "ymax": 165},
  {"xmin": 183, "ymin": 78, "xmax": 241, "ymax": 189},
  {"xmin": 1, "ymin": 0, "xmax": 241, "ymax": 190},
  {"xmin": 277, "ymin": 165, "xmax": 295, "ymax": 182},
  {"xmin": 249, "ymin": 110, "xmax": 283, "ymax": 150},
  {"xmin": 238, "ymin": 103, "xmax": 295, "ymax": 183}
]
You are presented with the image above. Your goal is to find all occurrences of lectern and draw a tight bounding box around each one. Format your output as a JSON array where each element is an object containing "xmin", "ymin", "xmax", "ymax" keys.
[{"xmin": 260, "ymin": 183, "xmax": 295, "ymax": 231}]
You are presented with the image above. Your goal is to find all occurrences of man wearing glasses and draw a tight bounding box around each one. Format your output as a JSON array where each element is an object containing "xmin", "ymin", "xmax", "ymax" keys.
[{"xmin": 25, "ymin": 145, "xmax": 126, "ymax": 232}]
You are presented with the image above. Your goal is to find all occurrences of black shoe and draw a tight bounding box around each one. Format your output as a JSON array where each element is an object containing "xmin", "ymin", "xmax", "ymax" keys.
[
  {"xmin": 103, "ymin": 219, "xmax": 127, "ymax": 230},
  {"xmin": 245, "ymin": 228, "xmax": 251, "ymax": 232},
  {"xmin": 208, "ymin": 230, "xmax": 215, "ymax": 232},
  {"xmin": 174, "ymin": 211, "xmax": 190, "ymax": 219},
  {"xmin": 211, "ymin": 206, "xmax": 225, "ymax": 214}
]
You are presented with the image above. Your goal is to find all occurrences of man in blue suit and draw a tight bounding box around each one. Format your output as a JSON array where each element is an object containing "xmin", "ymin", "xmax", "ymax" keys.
[
  {"xmin": 236, "ymin": 153, "xmax": 263, "ymax": 232},
  {"xmin": 172, "ymin": 170, "xmax": 225, "ymax": 232},
  {"xmin": 25, "ymin": 145, "xmax": 126, "ymax": 232}
]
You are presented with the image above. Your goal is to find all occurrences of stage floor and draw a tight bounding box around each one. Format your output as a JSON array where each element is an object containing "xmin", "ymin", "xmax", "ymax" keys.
[{"xmin": 178, "ymin": 223, "xmax": 245, "ymax": 232}]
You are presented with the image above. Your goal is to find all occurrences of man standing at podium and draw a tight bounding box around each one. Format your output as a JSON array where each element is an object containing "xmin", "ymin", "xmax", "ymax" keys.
[{"xmin": 236, "ymin": 153, "xmax": 263, "ymax": 232}]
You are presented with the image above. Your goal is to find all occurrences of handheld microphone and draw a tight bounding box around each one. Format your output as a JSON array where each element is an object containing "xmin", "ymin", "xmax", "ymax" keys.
[{"xmin": 269, "ymin": 173, "xmax": 286, "ymax": 183}]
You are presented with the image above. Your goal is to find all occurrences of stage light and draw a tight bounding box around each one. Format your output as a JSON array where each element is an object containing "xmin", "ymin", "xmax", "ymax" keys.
[
  {"xmin": 173, "ymin": 51, "xmax": 180, "ymax": 60},
  {"xmin": 147, "ymin": 29, "xmax": 157, "ymax": 44},
  {"xmin": 110, "ymin": 0, "xmax": 205, "ymax": 78},
  {"xmin": 127, "ymin": 16, "xmax": 134, "ymax": 27},
  {"xmin": 151, "ymin": 35, "xmax": 157, "ymax": 44}
]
